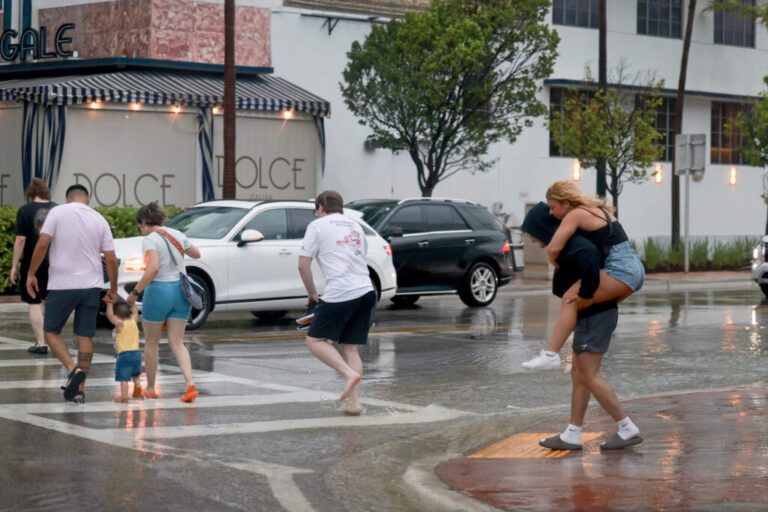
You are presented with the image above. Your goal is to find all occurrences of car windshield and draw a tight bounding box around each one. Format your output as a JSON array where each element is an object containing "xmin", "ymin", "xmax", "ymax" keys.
[
  {"xmin": 348, "ymin": 202, "xmax": 397, "ymax": 228},
  {"xmin": 165, "ymin": 206, "xmax": 249, "ymax": 239}
]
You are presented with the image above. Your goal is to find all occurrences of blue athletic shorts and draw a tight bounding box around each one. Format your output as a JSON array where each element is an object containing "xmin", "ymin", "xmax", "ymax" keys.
[
  {"xmin": 141, "ymin": 280, "xmax": 191, "ymax": 323},
  {"xmin": 115, "ymin": 350, "xmax": 142, "ymax": 382},
  {"xmin": 604, "ymin": 241, "xmax": 645, "ymax": 292}
]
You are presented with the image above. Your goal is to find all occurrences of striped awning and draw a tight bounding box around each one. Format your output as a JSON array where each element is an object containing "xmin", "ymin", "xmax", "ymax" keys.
[{"xmin": 0, "ymin": 69, "xmax": 331, "ymax": 117}]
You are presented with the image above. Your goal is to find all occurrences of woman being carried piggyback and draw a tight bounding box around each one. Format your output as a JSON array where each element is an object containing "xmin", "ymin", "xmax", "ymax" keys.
[{"xmin": 522, "ymin": 180, "xmax": 645, "ymax": 370}]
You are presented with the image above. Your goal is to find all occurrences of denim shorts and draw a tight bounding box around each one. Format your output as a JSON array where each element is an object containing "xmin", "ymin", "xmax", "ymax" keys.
[
  {"xmin": 115, "ymin": 350, "xmax": 142, "ymax": 382},
  {"xmin": 604, "ymin": 241, "xmax": 645, "ymax": 292},
  {"xmin": 141, "ymin": 280, "xmax": 191, "ymax": 323}
]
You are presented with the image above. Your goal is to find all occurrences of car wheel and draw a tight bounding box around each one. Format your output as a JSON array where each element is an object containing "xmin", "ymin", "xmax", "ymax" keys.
[
  {"xmin": 459, "ymin": 262, "xmax": 498, "ymax": 307},
  {"xmin": 369, "ymin": 270, "xmax": 381, "ymax": 301},
  {"xmin": 186, "ymin": 274, "xmax": 212, "ymax": 330},
  {"xmin": 761, "ymin": 284, "xmax": 768, "ymax": 298},
  {"xmin": 251, "ymin": 310, "xmax": 288, "ymax": 322},
  {"xmin": 391, "ymin": 295, "xmax": 420, "ymax": 307}
]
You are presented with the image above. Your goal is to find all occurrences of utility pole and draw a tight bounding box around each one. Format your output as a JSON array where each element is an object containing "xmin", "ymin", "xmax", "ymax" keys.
[
  {"xmin": 596, "ymin": 0, "xmax": 607, "ymax": 198},
  {"xmin": 222, "ymin": 0, "xmax": 236, "ymax": 199},
  {"xmin": 672, "ymin": 0, "xmax": 696, "ymax": 245}
]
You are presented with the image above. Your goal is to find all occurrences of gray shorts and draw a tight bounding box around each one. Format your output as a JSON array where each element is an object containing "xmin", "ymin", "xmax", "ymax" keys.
[
  {"xmin": 44, "ymin": 288, "xmax": 101, "ymax": 338},
  {"xmin": 572, "ymin": 307, "xmax": 618, "ymax": 355}
]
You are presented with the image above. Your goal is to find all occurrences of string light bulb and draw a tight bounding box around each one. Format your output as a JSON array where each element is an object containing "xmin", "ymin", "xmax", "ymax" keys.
[{"xmin": 281, "ymin": 110, "xmax": 294, "ymax": 120}]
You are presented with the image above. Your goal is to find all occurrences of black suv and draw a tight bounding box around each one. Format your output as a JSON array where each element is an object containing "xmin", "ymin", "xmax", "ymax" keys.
[{"xmin": 346, "ymin": 198, "xmax": 517, "ymax": 307}]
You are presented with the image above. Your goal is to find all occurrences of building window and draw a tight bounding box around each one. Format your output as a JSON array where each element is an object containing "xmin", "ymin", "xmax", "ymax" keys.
[
  {"xmin": 654, "ymin": 97, "xmax": 676, "ymax": 162},
  {"xmin": 711, "ymin": 101, "xmax": 747, "ymax": 164},
  {"xmin": 552, "ymin": 0, "xmax": 599, "ymax": 29},
  {"xmin": 714, "ymin": 0, "xmax": 755, "ymax": 47},
  {"xmin": 549, "ymin": 86, "xmax": 594, "ymax": 157},
  {"xmin": 637, "ymin": 0, "xmax": 682, "ymax": 38}
]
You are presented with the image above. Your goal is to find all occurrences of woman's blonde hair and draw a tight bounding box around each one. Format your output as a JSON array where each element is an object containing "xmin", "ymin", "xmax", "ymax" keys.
[{"xmin": 545, "ymin": 180, "xmax": 614, "ymax": 213}]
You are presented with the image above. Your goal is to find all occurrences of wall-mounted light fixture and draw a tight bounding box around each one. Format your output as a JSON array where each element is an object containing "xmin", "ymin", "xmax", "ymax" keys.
[
  {"xmin": 654, "ymin": 163, "xmax": 663, "ymax": 185},
  {"xmin": 171, "ymin": 105, "xmax": 182, "ymax": 114},
  {"xmin": 89, "ymin": 101, "xmax": 102, "ymax": 109},
  {"xmin": 281, "ymin": 110, "xmax": 294, "ymax": 120},
  {"xmin": 212, "ymin": 106, "xmax": 221, "ymax": 115},
  {"xmin": 130, "ymin": 103, "xmax": 141, "ymax": 111},
  {"xmin": 729, "ymin": 166, "xmax": 737, "ymax": 187},
  {"xmin": 572, "ymin": 160, "xmax": 581, "ymax": 182}
]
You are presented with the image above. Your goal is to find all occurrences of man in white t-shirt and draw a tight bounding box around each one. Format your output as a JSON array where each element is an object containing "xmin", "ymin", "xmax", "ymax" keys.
[
  {"xmin": 26, "ymin": 184, "xmax": 118, "ymax": 404},
  {"xmin": 298, "ymin": 190, "xmax": 376, "ymax": 415}
]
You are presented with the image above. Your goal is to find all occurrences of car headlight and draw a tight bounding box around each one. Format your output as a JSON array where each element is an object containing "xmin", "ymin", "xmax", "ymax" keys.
[
  {"xmin": 124, "ymin": 257, "xmax": 146, "ymax": 272},
  {"xmin": 753, "ymin": 246, "xmax": 759, "ymax": 262}
]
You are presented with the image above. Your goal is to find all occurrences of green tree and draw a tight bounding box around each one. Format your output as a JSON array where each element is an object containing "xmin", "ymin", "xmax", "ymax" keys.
[
  {"xmin": 549, "ymin": 68, "xmax": 664, "ymax": 215},
  {"xmin": 731, "ymin": 80, "xmax": 768, "ymax": 234},
  {"xmin": 340, "ymin": 0, "xmax": 559, "ymax": 197}
]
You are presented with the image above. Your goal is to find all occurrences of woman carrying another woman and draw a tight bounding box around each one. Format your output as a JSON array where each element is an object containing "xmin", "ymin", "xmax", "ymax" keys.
[
  {"xmin": 127, "ymin": 202, "xmax": 201, "ymax": 401},
  {"xmin": 522, "ymin": 180, "xmax": 645, "ymax": 370}
]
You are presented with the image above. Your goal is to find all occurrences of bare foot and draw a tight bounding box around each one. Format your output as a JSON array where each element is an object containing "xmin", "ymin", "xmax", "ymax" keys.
[
  {"xmin": 339, "ymin": 373, "xmax": 361, "ymax": 401},
  {"xmin": 341, "ymin": 402, "xmax": 362, "ymax": 416}
]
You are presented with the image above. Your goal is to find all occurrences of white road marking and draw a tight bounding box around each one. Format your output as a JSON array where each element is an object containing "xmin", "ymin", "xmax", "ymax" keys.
[
  {"xmin": 136, "ymin": 407, "xmax": 470, "ymax": 440},
  {"xmin": 0, "ymin": 335, "xmax": 473, "ymax": 512},
  {"xmin": 0, "ymin": 354, "xmax": 114, "ymax": 367}
]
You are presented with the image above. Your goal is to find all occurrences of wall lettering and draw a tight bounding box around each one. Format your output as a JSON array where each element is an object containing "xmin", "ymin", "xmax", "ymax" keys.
[
  {"xmin": 215, "ymin": 155, "xmax": 307, "ymax": 192},
  {"xmin": 0, "ymin": 174, "xmax": 9, "ymax": 206},
  {"xmin": 74, "ymin": 172, "xmax": 176, "ymax": 207},
  {"xmin": 0, "ymin": 24, "xmax": 75, "ymax": 63}
]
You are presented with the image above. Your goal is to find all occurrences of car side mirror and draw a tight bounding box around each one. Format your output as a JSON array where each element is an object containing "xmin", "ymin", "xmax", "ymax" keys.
[
  {"xmin": 384, "ymin": 226, "xmax": 404, "ymax": 239},
  {"xmin": 238, "ymin": 229, "xmax": 265, "ymax": 247}
]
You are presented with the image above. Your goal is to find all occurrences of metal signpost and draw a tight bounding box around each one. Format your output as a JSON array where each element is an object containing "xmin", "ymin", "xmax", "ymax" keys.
[{"xmin": 675, "ymin": 134, "xmax": 706, "ymax": 273}]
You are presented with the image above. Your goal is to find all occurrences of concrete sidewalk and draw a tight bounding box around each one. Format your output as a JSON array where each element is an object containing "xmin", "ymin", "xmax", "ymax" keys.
[{"xmin": 435, "ymin": 387, "xmax": 768, "ymax": 511}]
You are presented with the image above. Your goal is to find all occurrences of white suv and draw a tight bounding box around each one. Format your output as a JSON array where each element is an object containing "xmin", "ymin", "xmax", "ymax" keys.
[
  {"xmin": 109, "ymin": 200, "xmax": 397, "ymax": 329},
  {"xmin": 752, "ymin": 236, "xmax": 768, "ymax": 297}
]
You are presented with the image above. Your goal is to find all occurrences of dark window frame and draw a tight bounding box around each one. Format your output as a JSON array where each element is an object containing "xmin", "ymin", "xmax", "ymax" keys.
[
  {"xmin": 711, "ymin": 101, "xmax": 748, "ymax": 165},
  {"xmin": 549, "ymin": 86, "xmax": 594, "ymax": 157},
  {"xmin": 640, "ymin": 95, "xmax": 676, "ymax": 162},
  {"xmin": 637, "ymin": 0, "xmax": 683, "ymax": 39},
  {"xmin": 552, "ymin": 0, "xmax": 599, "ymax": 29},
  {"xmin": 714, "ymin": 0, "xmax": 755, "ymax": 48}
]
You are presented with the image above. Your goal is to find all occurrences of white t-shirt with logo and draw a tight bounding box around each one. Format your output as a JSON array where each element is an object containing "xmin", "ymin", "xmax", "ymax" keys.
[{"xmin": 299, "ymin": 213, "xmax": 373, "ymax": 303}]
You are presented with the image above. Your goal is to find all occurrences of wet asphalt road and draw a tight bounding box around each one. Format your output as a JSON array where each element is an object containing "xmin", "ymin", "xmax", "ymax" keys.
[{"xmin": 0, "ymin": 284, "xmax": 766, "ymax": 511}]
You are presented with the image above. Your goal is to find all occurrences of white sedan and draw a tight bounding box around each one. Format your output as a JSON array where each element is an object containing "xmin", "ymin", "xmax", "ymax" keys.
[{"xmin": 110, "ymin": 200, "xmax": 397, "ymax": 329}]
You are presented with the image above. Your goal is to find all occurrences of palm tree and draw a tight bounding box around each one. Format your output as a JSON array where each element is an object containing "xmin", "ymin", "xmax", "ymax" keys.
[{"xmin": 222, "ymin": 0, "xmax": 236, "ymax": 199}]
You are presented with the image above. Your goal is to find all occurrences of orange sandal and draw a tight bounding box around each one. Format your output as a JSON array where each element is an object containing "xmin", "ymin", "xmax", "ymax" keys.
[
  {"xmin": 142, "ymin": 390, "xmax": 159, "ymax": 399},
  {"xmin": 180, "ymin": 385, "xmax": 198, "ymax": 403}
]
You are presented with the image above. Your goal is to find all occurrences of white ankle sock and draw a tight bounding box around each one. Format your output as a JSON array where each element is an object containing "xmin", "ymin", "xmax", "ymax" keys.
[
  {"xmin": 543, "ymin": 350, "xmax": 558, "ymax": 357},
  {"xmin": 560, "ymin": 424, "xmax": 582, "ymax": 445},
  {"xmin": 617, "ymin": 416, "xmax": 639, "ymax": 440}
]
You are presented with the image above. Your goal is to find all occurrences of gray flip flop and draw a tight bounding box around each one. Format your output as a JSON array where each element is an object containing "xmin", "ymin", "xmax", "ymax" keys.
[
  {"xmin": 600, "ymin": 433, "xmax": 643, "ymax": 450},
  {"xmin": 539, "ymin": 435, "xmax": 582, "ymax": 451}
]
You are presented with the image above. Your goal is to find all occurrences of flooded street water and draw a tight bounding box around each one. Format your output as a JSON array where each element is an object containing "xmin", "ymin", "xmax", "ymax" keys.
[{"xmin": 1, "ymin": 286, "xmax": 766, "ymax": 511}]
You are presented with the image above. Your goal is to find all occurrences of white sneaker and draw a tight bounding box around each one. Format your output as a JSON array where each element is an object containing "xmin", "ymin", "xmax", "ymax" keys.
[{"xmin": 521, "ymin": 352, "xmax": 561, "ymax": 370}]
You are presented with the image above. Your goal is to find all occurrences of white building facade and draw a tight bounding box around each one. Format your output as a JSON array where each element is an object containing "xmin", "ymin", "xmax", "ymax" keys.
[{"xmin": 269, "ymin": 0, "xmax": 768, "ymax": 240}]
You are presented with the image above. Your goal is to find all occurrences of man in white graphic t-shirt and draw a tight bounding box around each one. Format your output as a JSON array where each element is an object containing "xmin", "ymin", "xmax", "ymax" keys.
[{"xmin": 298, "ymin": 190, "xmax": 376, "ymax": 415}]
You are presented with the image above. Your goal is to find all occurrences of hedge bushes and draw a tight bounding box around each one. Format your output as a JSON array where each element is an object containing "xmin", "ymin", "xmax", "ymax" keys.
[
  {"xmin": 640, "ymin": 236, "xmax": 757, "ymax": 272},
  {"xmin": 0, "ymin": 205, "xmax": 183, "ymax": 295}
]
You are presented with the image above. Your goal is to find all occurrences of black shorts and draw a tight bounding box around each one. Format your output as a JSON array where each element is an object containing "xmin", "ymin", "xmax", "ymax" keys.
[
  {"xmin": 19, "ymin": 265, "xmax": 49, "ymax": 304},
  {"xmin": 44, "ymin": 288, "xmax": 101, "ymax": 338},
  {"xmin": 572, "ymin": 308, "xmax": 618, "ymax": 355},
  {"xmin": 307, "ymin": 291, "xmax": 377, "ymax": 345}
]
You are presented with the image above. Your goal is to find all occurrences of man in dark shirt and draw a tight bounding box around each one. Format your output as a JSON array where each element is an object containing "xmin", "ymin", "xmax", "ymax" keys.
[
  {"xmin": 522, "ymin": 202, "xmax": 642, "ymax": 450},
  {"xmin": 11, "ymin": 178, "xmax": 56, "ymax": 355}
]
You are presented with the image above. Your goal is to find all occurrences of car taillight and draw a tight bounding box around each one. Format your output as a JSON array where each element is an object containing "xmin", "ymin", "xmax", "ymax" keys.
[
  {"xmin": 502, "ymin": 240, "xmax": 511, "ymax": 253},
  {"xmin": 124, "ymin": 257, "xmax": 146, "ymax": 272},
  {"xmin": 383, "ymin": 245, "xmax": 393, "ymax": 256}
]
